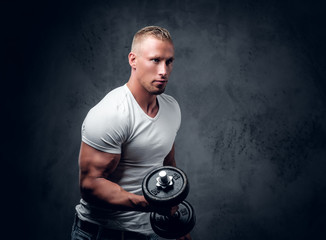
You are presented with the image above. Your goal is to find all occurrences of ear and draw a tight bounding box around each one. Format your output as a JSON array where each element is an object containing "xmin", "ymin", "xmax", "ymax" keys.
[{"xmin": 128, "ymin": 52, "xmax": 137, "ymax": 69}]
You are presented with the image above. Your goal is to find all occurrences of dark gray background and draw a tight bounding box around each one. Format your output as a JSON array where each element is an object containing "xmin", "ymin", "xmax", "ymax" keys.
[{"xmin": 3, "ymin": 0, "xmax": 326, "ymax": 239}]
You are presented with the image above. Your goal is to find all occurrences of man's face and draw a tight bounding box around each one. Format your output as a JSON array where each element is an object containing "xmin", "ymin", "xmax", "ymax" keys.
[{"xmin": 134, "ymin": 36, "xmax": 174, "ymax": 95}]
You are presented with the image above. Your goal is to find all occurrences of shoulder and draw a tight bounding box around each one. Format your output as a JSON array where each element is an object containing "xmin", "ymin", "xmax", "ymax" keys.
[
  {"xmin": 81, "ymin": 85, "xmax": 130, "ymax": 153},
  {"xmin": 83, "ymin": 85, "xmax": 130, "ymax": 137},
  {"xmin": 158, "ymin": 93, "xmax": 181, "ymax": 115},
  {"xmin": 100, "ymin": 85, "xmax": 129, "ymax": 109},
  {"xmin": 159, "ymin": 93, "xmax": 180, "ymax": 107},
  {"xmin": 158, "ymin": 93, "xmax": 181, "ymax": 121},
  {"xmin": 158, "ymin": 93, "xmax": 182, "ymax": 131},
  {"xmin": 89, "ymin": 86, "xmax": 129, "ymax": 118}
]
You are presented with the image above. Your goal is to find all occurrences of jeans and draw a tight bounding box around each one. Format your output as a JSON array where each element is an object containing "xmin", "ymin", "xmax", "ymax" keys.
[{"xmin": 71, "ymin": 215, "xmax": 159, "ymax": 240}]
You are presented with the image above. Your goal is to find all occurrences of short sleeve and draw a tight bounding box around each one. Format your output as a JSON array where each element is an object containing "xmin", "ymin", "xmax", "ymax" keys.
[
  {"xmin": 175, "ymin": 100, "xmax": 181, "ymax": 133},
  {"xmin": 171, "ymin": 99, "xmax": 181, "ymax": 134},
  {"xmin": 81, "ymin": 103, "xmax": 128, "ymax": 154}
]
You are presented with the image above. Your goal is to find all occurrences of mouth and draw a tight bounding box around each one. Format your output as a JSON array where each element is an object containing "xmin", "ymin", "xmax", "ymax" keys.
[{"xmin": 153, "ymin": 80, "xmax": 168, "ymax": 84}]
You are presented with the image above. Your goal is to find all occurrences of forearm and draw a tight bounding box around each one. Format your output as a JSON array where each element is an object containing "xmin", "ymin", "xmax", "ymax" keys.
[{"xmin": 81, "ymin": 177, "xmax": 150, "ymax": 212}]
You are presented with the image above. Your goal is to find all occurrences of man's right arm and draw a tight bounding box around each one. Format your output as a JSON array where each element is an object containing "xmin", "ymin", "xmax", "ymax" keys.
[{"xmin": 78, "ymin": 142, "xmax": 150, "ymax": 212}]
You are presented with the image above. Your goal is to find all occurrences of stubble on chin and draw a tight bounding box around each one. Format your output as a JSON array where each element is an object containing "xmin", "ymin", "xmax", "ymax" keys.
[
  {"xmin": 153, "ymin": 88, "xmax": 166, "ymax": 95},
  {"xmin": 145, "ymin": 83, "xmax": 166, "ymax": 95}
]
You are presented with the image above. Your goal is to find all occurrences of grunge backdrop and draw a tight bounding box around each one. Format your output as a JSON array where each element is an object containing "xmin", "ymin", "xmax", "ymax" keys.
[{"xmin": 3, "ymin": 0, "xmax": 326, "ymax": 239}]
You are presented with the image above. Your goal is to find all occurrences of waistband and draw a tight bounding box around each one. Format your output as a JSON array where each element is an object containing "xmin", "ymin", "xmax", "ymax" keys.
[{"xmin": 74, "ymin": 214, "xmax": 149, "ymax": 239}]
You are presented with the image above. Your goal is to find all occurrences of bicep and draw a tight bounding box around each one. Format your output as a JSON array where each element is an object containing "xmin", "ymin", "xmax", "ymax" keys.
[{"xmin": 79, "ymin": 142, "xmax": 121, "ymax": 182}]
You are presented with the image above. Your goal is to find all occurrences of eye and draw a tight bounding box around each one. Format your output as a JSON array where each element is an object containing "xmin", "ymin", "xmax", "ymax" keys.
[
  {"xmin": 151, "ymin": 58, "xmax": 160, "ymax": 63},
  {"xmin": 166, "ymin": 58, "xmax": 174, "ymax": 66}
]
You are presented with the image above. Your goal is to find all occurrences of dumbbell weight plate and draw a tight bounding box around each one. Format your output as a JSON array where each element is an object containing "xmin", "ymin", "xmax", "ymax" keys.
[
  {"xmin": 142, "ymin": 166, "xmax": 189, "ymax": 207},
  {"xmin": 150, "ymin": 201, "xmax": 196, "ymax": 239}
]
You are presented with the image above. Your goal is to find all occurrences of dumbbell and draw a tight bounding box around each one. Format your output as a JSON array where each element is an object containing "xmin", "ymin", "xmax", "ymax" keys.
[{"xmin": 142, "ymin": 166, "xmax": 196, "ymax": 239}]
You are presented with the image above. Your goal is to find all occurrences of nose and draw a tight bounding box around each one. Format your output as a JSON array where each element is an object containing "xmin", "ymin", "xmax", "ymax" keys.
[{"xmin": 158, "ymin": 62, "xmax": 168, "ymax": 78}]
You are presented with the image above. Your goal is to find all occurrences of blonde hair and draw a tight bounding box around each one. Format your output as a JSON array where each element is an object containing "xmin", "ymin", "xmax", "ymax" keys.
[{"xmin": 131, "ymin": 26, "xmax": 173, "ymax": 52}]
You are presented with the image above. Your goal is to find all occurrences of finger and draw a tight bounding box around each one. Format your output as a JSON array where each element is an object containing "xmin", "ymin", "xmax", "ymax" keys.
[{"xmin": 171, "ymin": 205, "xmax": 179, "ymax": 215}]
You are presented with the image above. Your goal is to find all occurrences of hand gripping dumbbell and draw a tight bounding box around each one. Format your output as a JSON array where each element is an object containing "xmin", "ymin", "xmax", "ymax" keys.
[{"xmin": 142, "ymin": 166, "xmax": 196, "ymax": 239}]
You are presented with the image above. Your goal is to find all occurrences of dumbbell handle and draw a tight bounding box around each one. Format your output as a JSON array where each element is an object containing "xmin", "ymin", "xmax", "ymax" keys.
[
  {"xmin": 148, "ymin": 204, "xmax": 177, "ymax": 216},
  {"xmin": 156, "ymin": 171, "xmax": 173, "ymax": 188},
  {"xmin": 159, "ymin": 171, "xmax": 170, "ymax": 184}
]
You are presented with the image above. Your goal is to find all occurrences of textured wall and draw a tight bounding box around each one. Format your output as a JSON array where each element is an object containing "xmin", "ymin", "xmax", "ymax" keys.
[{"xmin": 3, "ymin": 0, "xmax": 326, "ymax": 239}]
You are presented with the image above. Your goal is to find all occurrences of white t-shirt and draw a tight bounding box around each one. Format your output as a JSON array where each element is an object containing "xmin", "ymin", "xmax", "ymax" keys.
[{"xmin": 76, "ymin": 84, "xmax": 181, "ymax": 234}]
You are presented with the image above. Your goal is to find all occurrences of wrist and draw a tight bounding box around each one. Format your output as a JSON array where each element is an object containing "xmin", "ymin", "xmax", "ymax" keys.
[{"xmin": 129, "ymin": 194, "xmax": 151, "ymax": 212}]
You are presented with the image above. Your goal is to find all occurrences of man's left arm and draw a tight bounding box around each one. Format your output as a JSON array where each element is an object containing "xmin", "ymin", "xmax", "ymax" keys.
[
  {"xmin": 163, "ymin": 144, "xmax": 176, "ymax": 167},
  {"xmin": 162, "ymin": 143, "xmax": 192, "ymax": 240}
]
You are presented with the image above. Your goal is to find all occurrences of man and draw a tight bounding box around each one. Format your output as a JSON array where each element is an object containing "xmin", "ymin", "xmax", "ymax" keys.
[{"xmin": 71, "ymin": 26, "xmax": 191, "ymax": 240}]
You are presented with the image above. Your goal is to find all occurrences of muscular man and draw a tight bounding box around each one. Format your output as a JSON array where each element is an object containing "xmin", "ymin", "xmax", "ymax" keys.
[{"xmin": 71, "ymin": 26, "xmax": 191, "ymax": 240}]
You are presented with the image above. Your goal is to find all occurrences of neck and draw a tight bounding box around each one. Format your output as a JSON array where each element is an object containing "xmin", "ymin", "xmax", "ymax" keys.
[{"xmin": 126, "ymin": 78, "xmax": 159, "ymax": 117}]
